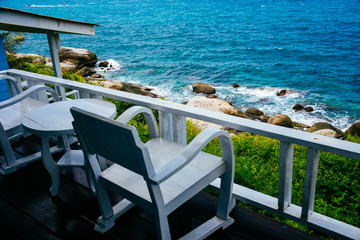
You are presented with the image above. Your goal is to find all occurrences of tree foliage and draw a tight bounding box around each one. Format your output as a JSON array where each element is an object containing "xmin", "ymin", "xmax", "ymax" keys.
[{"xmin": 0, "ymin": 32, "xmax": 26, "ymax": 54}]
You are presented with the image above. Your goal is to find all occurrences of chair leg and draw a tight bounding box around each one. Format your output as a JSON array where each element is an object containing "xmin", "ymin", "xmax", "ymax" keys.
[
  {"xmin": 95, "ymin": 198, "xmax": 134, "ymax": 234},
  {"xmin": 0, "ymin": 123, "xmax": 17, "ymax": 168},
  {"xmin": 93, "ymin": 186, "xmax": 115, "ymax": 233},
  {"xmin": 155, "ymin": 210, "xmax": 171, "ymax": 240},
  {"xmin": 216, "ymin": 171, "xmax": 234, "ymax": 220}
]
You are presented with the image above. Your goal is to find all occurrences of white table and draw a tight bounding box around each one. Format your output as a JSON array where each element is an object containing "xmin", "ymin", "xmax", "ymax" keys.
[{"xmin": 22, "ymin": 98, "xmax": 116, "ymax": 196}]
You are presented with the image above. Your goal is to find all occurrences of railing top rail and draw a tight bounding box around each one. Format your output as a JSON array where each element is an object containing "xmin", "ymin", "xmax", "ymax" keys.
[{"xmin": 4, "ymin": 69, "xmax": 360, "ymax": 160}]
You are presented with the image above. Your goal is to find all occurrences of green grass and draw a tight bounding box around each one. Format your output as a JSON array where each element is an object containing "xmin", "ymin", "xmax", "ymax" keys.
[{"xmin": 11, "ymin": 59, "xmax": 360, "ymax": 238}]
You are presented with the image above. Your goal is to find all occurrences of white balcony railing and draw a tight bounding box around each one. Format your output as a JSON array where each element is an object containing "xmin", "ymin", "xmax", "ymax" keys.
[{"xmin": 2, "ymin": 69, "xmax": 360, "ymax": 239}]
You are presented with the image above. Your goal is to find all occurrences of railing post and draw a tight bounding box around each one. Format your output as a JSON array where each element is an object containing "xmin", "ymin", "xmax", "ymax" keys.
[
  {"xmin": 173, "ymin": 115, "xmax": 187, "ymax": 145},
  {"xmin": 278, "ymin": 141, "xmax": 294, "ymax": 211},
  {"xmin": 79, "ymin": 91, "xmax": 90, "ymax": 99},
  {"xmin": 301, "ymin": 148, "xmax": 320, "ymax": 220},
  {"xmin": 159, "ymin": 111, "xmax": 174, "ymax": 141},
  {"xmin": 89, "ymin": 94, "xmax": 103, "ymax": 99},
  {"xmin": 23, "ymin": 78, "xmax": 48, "ymax": 103}
]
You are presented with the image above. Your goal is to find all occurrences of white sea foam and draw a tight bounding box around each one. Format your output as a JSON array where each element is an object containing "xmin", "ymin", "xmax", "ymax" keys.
[{"xmin": 26, "ymin": 4, "xmax": 70, "ymax": 7}]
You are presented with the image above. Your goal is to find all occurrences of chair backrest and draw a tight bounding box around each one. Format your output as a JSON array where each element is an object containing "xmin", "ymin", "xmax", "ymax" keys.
[{"xmin": 71, "ymin": 107, "xmax": 153, "ymax": 178}]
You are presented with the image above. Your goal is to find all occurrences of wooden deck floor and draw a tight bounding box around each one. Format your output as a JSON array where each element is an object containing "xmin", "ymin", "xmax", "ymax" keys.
[{"xmin": 0, "ymin": 136, "xmax": 323, "ymax": 240}]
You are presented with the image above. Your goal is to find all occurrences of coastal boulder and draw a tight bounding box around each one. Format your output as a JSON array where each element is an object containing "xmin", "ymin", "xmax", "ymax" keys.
[
  {"xmin": 186, "ymin": 96, "xmax": 248, "ymax": 131},
  {"xmin": 233, "ymin": 83, "xmax": 240, "ymax": 88},
  {"xmin": 91, "ymin": 73, "xmax": 102, "ymax": 78},
  {"xmin": 58, "ymin": 47, "xmax": 98, "ymax": 69},
  {"xmin": 192, "ymin": 82, "xmax": 215, "ymax": 95},
  {"xmin": 260, "ymin": 115, "xmax": 270, "ymax": 123},
  {"xmin": 276, "ymin": 89, "xmax": 287, "ymax": 96},
  {"xmin": 304, "ymin": 106, "xmax": 314, "ymax": 112},
  {"xmin": 206, "ymin": 94, "xmax": 218, "ymax": 99},
  {"xmin": 306, "ymin": 122, "xmax": 344, "ymax": 137},
  {"xmin": 306, "ymin": 122, "xmax": 335, "ymax": 133},
  {"xmin": 293, "ymin": 122, "xmax": 311, "ymax": 130},
  {"xmin": 186, "ymin": 96, "xmax": 250, "ymax": 119},
  {"xmin": 268, "ymin": 114, "xmax": 292, "ymax": 127},
  {"xmin": 13, "ymin": 53, "xmax": 45, "ymax": 64},
  {"xmin": 313, "ymin": 129, "xmax": 339, "ymax": 138},
  {"xmin": 79, "ymin": 66, "xmax": 96, "ymax": 77},
  {"xmin": 45, "ymin": 57, "xmax": 78, "ymax": 73},
  {"xmin": 245, "ymin": 108, "xmax": 264, "ymax": 116},
  {"xmin": 293, "ymin": 104, "xmax": 304, "ymax": 111},
  {"xmin": 345, "ymin": 121, "xmax": 360, "ymax": 136},
  {"xmin": 90, "ymin": 79, "xmax": 158, "ymax": 98},
  {"xmin": 99, "ymin": 60, "xmax": 111, "ymax": 68}
]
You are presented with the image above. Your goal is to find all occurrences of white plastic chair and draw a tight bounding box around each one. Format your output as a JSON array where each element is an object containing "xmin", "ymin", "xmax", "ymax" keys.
[
  {"xmin": 0, "ymin": 75, "xmax": 60, "ymax": 174},
  {"xmin": 71, "ymin": 106, "xmax": 235, "ymax": 240}
]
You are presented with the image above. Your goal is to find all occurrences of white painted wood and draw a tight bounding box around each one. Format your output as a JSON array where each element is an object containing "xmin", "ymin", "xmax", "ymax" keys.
[
  {"xmin": 5, "ymin": 69, "xmax": 360, "ymax": 160},
  {"xmin": 47, "ymin": 31, "xmax": 66, "ymax": 100},
  {"xmin": 278, "ymin": 141, "xmax": 294, "ymax": 211},
  {"xmin": 301, "ymin": 148, "xmax": 320, "ymax": 220},
  {"xmin": 211, "ymin": 178, "xmax": 360, "ymax": 240},
  {"xmin": 159, "ymin": 111, "xmax": 174, "ymax": 141},
  {"xmin": 3, "ymin": 69, "xmax": 360, "ymax": 239},
  {"xmin": 22, "ymin": 99, "xmax": 116, "ymax": 135},
  {"xmin": 0, "ymin": 7, "xmax": 96, "ymax": 35},
  {"xmin": 173, "ymin": 114, "xmax": 187, "ymax": 145},
  {"xmin": 0, "ymin": 82, "xmax": 60, "ymax": 174},
  {"xmin": 57, "ymin": 149, "xmax": 84, "ymax": 167},
  {"xmin": 22, "ymin": 98, "xmax": 116, "ymax": 196},
  {"xmin": 180, "ymin": 216, "xmax": 234, "ymax": 240},
  {"xmin": 71, "ymin": 106, "xmax": 234, "ymax": 239}
]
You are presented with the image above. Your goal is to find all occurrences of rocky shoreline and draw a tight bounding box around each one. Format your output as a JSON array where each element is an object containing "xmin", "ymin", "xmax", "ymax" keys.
[
  {"xmin": 11, "ymin": 47, "xmax": 360, "ymax": 138},
  {"xmin": 187, "ymin": 82, "xmax": 360, "ymax": 138}
]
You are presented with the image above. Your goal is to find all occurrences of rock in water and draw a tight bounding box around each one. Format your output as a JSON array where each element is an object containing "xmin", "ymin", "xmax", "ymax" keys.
[
  {"xmin": 192, "ymin": 82, "xmax": 215, "ymax": 95},
  {"xmin": 276, "ymin": 89, "xmax": 287, "ymax": 96},
  {"xmin": 267, "ymin": 114, "xmax": 292, "ymax": 127},
  {"xmin": 304, "ymin": 106, "xmax": 314, "ymax": 112},
  {"xmin": 293, "ymin": 104, "xmax": 304, "ymax": 111},
  {"xmin": 96, "ymin": 80, "xmax": 158, "ymax": 98},
  {"xmin": 99, "ymin": 60, "xmax": 110, "ymax": 68}
]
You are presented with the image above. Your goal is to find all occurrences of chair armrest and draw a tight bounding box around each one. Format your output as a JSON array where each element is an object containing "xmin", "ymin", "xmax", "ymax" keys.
[
  {"xmin": 115, "ymin": 106, "xmax": 159, "ymax": 139},
  {"xmin": 149, "ymin": 128, "xmax": 234, "ymax": 184},
  {"xmin": 0, "ymin": 85, "xmax": 60, "ymax": 109},
  {"xmin": 0, "ymin": 75, "xmax": 23, "ymax": 94}
]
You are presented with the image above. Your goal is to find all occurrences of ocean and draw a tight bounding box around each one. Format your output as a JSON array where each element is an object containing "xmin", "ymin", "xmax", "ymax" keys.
[{"xmin": 2, "ymin": 0, "xmax": 360, "ymax": 130}]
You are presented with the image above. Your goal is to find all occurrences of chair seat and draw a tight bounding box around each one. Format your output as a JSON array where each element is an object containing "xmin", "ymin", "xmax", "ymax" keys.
[
  {"xmin": 0, "ymin": 97, "xmax": 46, "ymax": 135},
  {"xmin": 100, "ymin": 138, "xmax": 225, "ymax": 209}
]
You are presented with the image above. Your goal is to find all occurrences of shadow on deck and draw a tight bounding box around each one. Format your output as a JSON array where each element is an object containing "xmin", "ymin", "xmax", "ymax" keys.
[{"xmin": 0, "ymin": 135, "xmax": 322, "ymax": 240}]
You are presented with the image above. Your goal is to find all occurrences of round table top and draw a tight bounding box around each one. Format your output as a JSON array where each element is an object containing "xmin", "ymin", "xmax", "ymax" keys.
[{"xmin": 22, "ymin": 98, "xmax": 116, "ymax": 136}]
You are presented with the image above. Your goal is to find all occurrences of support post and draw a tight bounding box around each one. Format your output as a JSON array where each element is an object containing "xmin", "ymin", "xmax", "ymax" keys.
[
  {"xmin": 301, "ymin": 148, "xmax": 320, "ymax": 220},
  {"xmin": 278, "ymin": 141, "xmax": 294, "ymax": 211},
  {"xmin": 47, "ymin": 31, "xmax": 66, "ymax": 100}
]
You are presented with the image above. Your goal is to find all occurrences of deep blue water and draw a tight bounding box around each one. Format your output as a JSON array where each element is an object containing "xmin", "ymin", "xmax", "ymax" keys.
[{"xmin": 2, "ymin": 0, "xmax": 360, "ymax": 130}]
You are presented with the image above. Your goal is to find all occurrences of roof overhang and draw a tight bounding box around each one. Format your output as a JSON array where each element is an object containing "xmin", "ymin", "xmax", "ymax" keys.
[{"xmin": 0, "ymin": 7, "xmax": 98, "ymax": 35}]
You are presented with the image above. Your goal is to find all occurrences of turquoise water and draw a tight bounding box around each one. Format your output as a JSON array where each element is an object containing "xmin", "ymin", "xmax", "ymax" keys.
[{"xmin": 2, "ymin": 0, "xmax": 360, "ymax": 130}]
